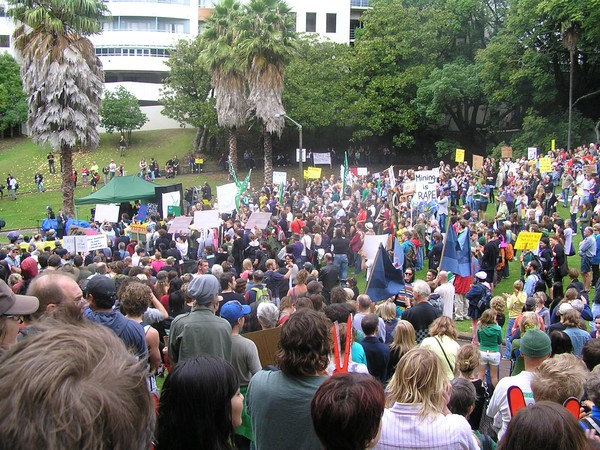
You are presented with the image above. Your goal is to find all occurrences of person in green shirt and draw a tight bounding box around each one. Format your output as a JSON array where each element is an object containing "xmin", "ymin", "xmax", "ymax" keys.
[{"xmin": 477, "ymin": 308, "xmax": 503, "ymax": 388}]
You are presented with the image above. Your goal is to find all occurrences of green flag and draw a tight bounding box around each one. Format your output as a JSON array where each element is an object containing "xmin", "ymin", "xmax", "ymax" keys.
[
  {"xmin": 342, "ymin": 151, "xmax": 349, "ymax": 198},
  {"xmin": 228, "ymin": 159, "xmax": 240, "ymax": 187},
  {"xmin": 278, "ymin": 182, "xmax": 284, "ymax": 206}
]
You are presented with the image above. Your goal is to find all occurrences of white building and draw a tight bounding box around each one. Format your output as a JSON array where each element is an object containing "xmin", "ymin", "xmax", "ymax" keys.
[{"xmin": 1, "ymin": 0, "xmax": 372, "ymax": 130}]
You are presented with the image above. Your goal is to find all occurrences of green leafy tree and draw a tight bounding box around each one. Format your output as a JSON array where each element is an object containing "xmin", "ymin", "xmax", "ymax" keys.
[
  {"xmin": 8, "ymin": 0, "xmax": 108, "ymax": 216},
  {"xmin": 99, "ymin": 86, "xmax": 148, "ymax": 142},
  {"xmin": 160, "ymin": 38, "xmax": 217, "ymax": 153},
  {"xmin": 237, "ymin": 0, "xmax": 296, "ymax": 185},
  {"xmin": 202, "ymin": 0, "xmax": 247, "ymax": 170},
  {"xmin": 0, "ymin": 53, "xmax": 27, "ymax": 137}
]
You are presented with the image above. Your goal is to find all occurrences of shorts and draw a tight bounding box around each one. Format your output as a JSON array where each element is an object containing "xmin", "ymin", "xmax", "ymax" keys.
[
  {"xmin": 478, "ymin": 201, "xmax": 488, "ymax": 212},
  {"xmin": 582, "ymin": 256, "xmax": 592, "ymax": 273},
  {"xmin": 480, "ymin": 350, "xmax": 501, "ymax": 366}
]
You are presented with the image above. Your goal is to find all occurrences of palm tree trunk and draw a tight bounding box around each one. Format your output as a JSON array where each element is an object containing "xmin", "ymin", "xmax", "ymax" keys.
[
  {"xmin": 263, "ymin": 129, "xmax": 273, "ymax": 186},
  {"xmin": 61, "ymin": 144, "xmax": 75, "ymax": 217},
  {"xmin": 229, "ymin": 126, "xmax": 238, "ymax": 171}
]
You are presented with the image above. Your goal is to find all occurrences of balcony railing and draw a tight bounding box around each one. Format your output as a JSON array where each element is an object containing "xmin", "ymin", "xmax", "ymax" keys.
[
  {"xmin": 106, "ymin": 0, "xmax": 190, "ymax": 4},
  {"xmin": 350, "ymin": 0, "xmax": 370, "ymax": 7}
]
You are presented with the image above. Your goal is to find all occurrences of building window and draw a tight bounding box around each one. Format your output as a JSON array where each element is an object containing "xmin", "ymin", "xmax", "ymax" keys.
[
  {"xmin": 0, "ymin": 35, "xmax": 9, "ymax": 48},
  {"xmin": 326, "ymin": 13, "xmax": 336, "ymax": 33},
  {"xmin": 306, "ymin": 12, "xmax": 316, "ymax": 33},
  {"xmin": 0, "ymin": 6, "xmax": 5, "ymax": 17}
]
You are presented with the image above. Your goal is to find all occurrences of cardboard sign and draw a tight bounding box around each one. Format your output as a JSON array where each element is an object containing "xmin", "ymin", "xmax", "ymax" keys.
[
  {"xmin": 501, "ymin": 146, "xmax": 513, "ymax": 158},
  {"xmin": 216, "ymin": 183, "xmax": 237, "ymax": 213},
  {"xmin": 539, "ymin": 157, "xmax": 552, "ymax": 173},
  {"xmin": 193, "ymin": 210, "xmax": 220, "ymax": 230},
  {"xmin": 415, "ymin": 170, "xmax": 438, "ymax": 202},
  {"xmin": 471, "ymin": 155, "xmax": 483, "ymax": 170},
  {"xmin": 94, "ymin": 204, "xmax": 119, "ymax": 224},
  {"xmin": 551, "ymin": 139, "xmax": 556, "ymax": 151},
  {"xmin": 243, "ymin": 326, "xmax": 282, "ymax": 367},
  {"xmin": 584, "ymin": 165, "xmax": 597, "ymax": 175},
  {"xmin": 62, "ymin": 236, "xmax": 77, "ymax": 254},
  {"xmin": 362, "ymin": 234, "xmax": 391, "ymax": 262},
  {"xmin": 514, "ymin": 232, "xmax": 542, "ymax": 251},
  {"xmin": 272, "ymin": 171, "xmax": 287, "ymax": 185},
  {"xmin": 312, "ymin": 152, "xmax": 332, "ymax": 165},
  {"xmin": 245, "ymin": 211, "xmax": 272, "ymax": 230},
  {"xmin": 528, "ymin": 147, "xmax": 538, "ymax": 160},
  {"xmin": 167, "ymin": 216, "xmax": 193, "ymax": 234},
  {"xmin": 455, "ymin": 148, "xmax": 465, "ymax": 163}
]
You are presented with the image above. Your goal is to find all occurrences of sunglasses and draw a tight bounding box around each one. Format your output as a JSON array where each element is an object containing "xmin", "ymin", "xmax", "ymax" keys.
[{"xmin": 404, "ymin": 272, "xmax": 413, "ymax": 276}]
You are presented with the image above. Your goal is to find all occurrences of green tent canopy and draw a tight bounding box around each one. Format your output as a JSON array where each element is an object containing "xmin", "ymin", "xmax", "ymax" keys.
[{"xmin": 75, "ymin": 175, "xmax": 157, "ymax": 205}]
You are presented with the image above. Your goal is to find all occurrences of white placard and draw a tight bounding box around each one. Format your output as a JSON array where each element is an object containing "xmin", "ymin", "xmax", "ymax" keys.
[
  {"xmin": 415, "ymin": 170, "xmax": 438, "ymax": 202},
  {"xmin": 528, "ymin": 147, "xmax": 538, "ymax": 160},
  {"xmin": 362, "ymin": 235, "xmax": 390, "ymax": 262},
  {"xmin": 388, "ymin": 166, "xmax": 396, "ymax": 187},
  {"xmin": 162, "ymin": 191, "xmax": 181, "ymax": 218},
  {"xmin": 94, "ymin": 204, "xmax": 119, "ymax": 224},
  {"xmin": 193, "ymin": 210, "xmax": 220, "ymax": 230},
  {"xmin": 168, "ymin": 216, "xmax": 194, "ymax": 234},
  {"xmin": 357, "ymin": 167, "xmax": 368, "ymax": 176},
  {"xmin": 272, "ymin": 171, "xmax": 287, "ymax": 185},
  {"xmin": 75, "ymin": 236, "xmax": 88, "ymax": 251},
  {"xmin": 217, "ymin": 183, "xmax": 238, "ymax": 214},
  {"xmin": 312, "ymin": 152, "xmax": 331, "ymax": 165},
  {"xmin": 87, "ymin": 234, "xmax": 108, "ymax": 252},
  {"xmin": 245, "ymin": 212, "xmax": 273, "ymax": 230},
  {"xmin": 296, "ymin": 148, "xmax": 306, "ymax": 163},
  {"xmin": 62, "ymin": 236, "xmax": 76, "ymax": 254},
  {"xmin": 341, "ymin": 200, "xmax": 351, "ymax": 209}
]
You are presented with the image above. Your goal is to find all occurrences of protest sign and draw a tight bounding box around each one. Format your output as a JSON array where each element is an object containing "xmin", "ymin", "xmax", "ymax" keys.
[
  {"xmin": 473, "ymin": 155, "xmax": 484, "ymax": 170},
  {"xmin": 216, "ymin": 183, "xmax": 237, "ymax": 213},
  {"xmin": 62, "ymin": 236, "xmax": 76, "ymax": 254},
  {"xmin": 245, "ymin": 212, "xmax": 272, "ymax": 230},
  {"xmin": 528, "ymin": 147, "xmax": 538, "ymax": 160},
  {"xmin": 501, "ymin": 146, "xmax": 513, "ymax": 158},
  {"xmin": 415, "ymin": 170, "xmax": 438, "ymax": 202},
  {"xmin": 94, "ymin": 204, "xmax": 119, "ymax": 224},
  {"xmin": 312, "ymin": 152, "xmax": 331, "ymax": 165},
  {"xmin": 357, "ymin": 167, "xmax": 368, "ymax": 176},
  {"xmin": 551, "ymin": 139, "xmax": 556, "ymax": 151},
  {"xmin": 193, "ymin": 210, "xmax": 220, "ymax": 230},
  {"xmin": 161, "ymin": 191, "xmax": 181, "ymax": 218},
  {"xmin": 539, "ymin": 157, "xmax": 552, "ymax": 173},
  {"xmin": 167, "ymin": 216, "xmax": 193, "ymax": 234},
  {"xmin": 272, "ymin": 171, "xmax": 287, "ymax": 185},
  {"xmin": 362, "ymin": 234, "xmax": 391, "ymax": 262},
  {"xmin": 514, "ymin": 232, "xmax": 542, "ymax": 250},
  {"xmin": 585, "ymin": 165, "xmax": 597, "ymax": 175},
  {"xmin": 244, "ymin": 327, "xmax": 282, "ymax": 367},
  {"xmin": 388, "ymin": 166, "xmax": 396, "ymax": 187},
  {"xmin": 304, "ymin": 167, "xmax": 321, "ymax": 179},
  {"xmin": 455, "ymin": 148, "xmax": 465, "ymax": 163},
  {"xmin": 87, "ymin": 234, "xmax": 108, "ymax": 252}
]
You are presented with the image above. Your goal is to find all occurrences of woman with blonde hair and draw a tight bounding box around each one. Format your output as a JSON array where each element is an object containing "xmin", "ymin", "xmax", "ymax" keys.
[
  {"xmin": 455, "ymin": 344, "xmax": 487, "ymax": 430},
  {"xmin": 502, "ymin": 279, "xmax": 526, "ymax": 359},
  {"xmin": 420, "ymin": 316, "xmax": 461, "ymax": 380},
  {"xmin": 240, "ymin": 259, "xmax": 253, "ymax": 279},
  {"xmin": 375, "ymin": 348, "xmax": 477, "ymax": 449},
  {"xmin": 387, "ymin": 320, "xmax": 416, "ymax": 377},
  {"xmin": 376, "ymin": 300, "xmax": 398, "ymax": 344},
  {"xmin": 287, "ymin": 269, "xmax": 309, "ymax": 302}
]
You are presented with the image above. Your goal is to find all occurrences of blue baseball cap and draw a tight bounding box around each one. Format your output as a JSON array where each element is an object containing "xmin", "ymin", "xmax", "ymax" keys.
[{"xmin": 220, "ymin": 300, "xmax": 251, "ymax": 323}]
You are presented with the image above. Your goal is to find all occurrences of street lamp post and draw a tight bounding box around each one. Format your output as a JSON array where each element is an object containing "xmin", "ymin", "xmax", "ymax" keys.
[{"xmin": 276, "ymin": 113, "xmax": 303, "ymax": 191}]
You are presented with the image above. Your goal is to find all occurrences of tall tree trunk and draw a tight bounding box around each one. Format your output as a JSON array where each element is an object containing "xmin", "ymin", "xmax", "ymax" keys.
[
  {"xmin": 229, "ymin": 126, "xmax": 238, "ymax": 171},
  {"xmin": 61, "ymin": 144, "xmax": 75, "ymax": 217},
  {"xmin": 263, "ymin": 129, "xmax": 272, "ymax": 186},
  {"xmin": 193, "ymin": 127, "xmax": 203, "ymax": 152},
  {"xmin": 567, "ymin": 47, "xmax": 574, "ymax": 151}
]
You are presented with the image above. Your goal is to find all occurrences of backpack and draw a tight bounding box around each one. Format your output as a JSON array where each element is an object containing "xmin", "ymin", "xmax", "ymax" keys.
[
  {"xmin": 477, "ymin": 286, "xmax": 492, "ymax": 312},
  {"xmin": 251, "ymin": 286, "xmax": 271, "ymax": 304},
  {"xmin": 404, "ymin": 243, "xmax": 417, "ymax": 269},
  {"xmin": 504, "ymin": 243, "xmax": 514, "ymax": 262},
  {"xmin": 0, "ymin": 219, "xmax": 5, "ymax": 229}
]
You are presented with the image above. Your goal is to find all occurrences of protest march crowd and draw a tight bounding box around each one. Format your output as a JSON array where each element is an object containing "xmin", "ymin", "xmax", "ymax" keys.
[{"xmin": 3, "ymin": 142, "xmax": 600, "ymax": 449}]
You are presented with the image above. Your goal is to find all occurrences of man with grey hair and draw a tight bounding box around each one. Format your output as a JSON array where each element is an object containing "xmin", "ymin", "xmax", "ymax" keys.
[
  {"xmin": 257, "ymin": 302, "xmax": 279, "ymax": 329},
  {"xmin": 168, "ymin": 274, "xmax": 232, "ymax": 364},
  {"xmin": 401, "ymin": 279, "xmax": 440, "ymax": 344},
  {"xmin": 580, "ymin": 226, "xmax": 596, "ymax": 291},
  {"xmin": 434, "ymin": 270, "xmax": 455, "ymax": 318}
]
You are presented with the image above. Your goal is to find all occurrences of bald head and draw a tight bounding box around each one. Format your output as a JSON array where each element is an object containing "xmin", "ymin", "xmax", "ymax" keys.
[
  {"xmin": 27, "ymin": 274, "xmax": 84, "ymax": 320},
  {"xmin": 438, "ymin": 271, "xmax": 449, "ymax": 283}
]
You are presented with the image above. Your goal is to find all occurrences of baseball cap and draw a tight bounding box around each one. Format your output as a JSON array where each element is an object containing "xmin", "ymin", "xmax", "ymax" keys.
[
  {"xmin": 220, "ymin": 300, "xmax": 251, "ymax": 323},
  {"xmin": 86, "ymin": 275, "xmax": 116, "ymax": 302},
  {"xmin": 520, "ymin": 329, "xmax": 551, "ymax": 358},
  {"xmin": 187, "ymin": 275, "xmax": 220, "ymax": 305},
  {"xmin": 0, "ymin": 279, "xmax": 39, "ymax": 316},
  {"xmin": 475, "ymin": 271, "xmax": 487, "ymax": 281}
]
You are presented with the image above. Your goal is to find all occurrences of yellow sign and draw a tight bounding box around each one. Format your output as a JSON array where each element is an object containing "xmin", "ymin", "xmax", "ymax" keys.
[
  {"xmin": 129, "ymin": 223, "xmax": 148, "ymax": 234},
  {"xmin": 551, "ymin": 139, "xmax": 556, "ymax": 151},
  {"xmin": 455, "ymin": 148, "xmax": 465, "ymax": 163},
  {"xmin": 539, "ymin": 157, "xmax": 552, "ymax": 173},
  {"xmin": 514, "ymin": 232, "xmax": 542, "ymax": 250},
  {"xmin": 304, "ymin": 167, "xmax": 321, "ymax": 179}
]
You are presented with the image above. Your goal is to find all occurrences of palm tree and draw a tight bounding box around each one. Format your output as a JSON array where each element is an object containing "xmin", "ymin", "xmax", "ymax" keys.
[
  {"xmin": 8, "ymin": 0, "xmax": 108, "ymax": 216},
  {"xmin": 203, "ymin": 0, "xmax": 247, "ymax": 172},
  {"xmin": 237, "ymin": 0, "xmax": 296, "ymax": 185}
]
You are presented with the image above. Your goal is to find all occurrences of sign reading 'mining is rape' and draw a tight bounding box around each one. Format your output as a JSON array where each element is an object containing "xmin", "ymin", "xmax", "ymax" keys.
[{"xmin": 415, "ymin": 170, "xmax": 438, "ymax": 202}]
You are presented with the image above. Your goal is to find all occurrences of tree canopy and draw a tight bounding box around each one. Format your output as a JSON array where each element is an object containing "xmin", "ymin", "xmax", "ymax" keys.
[{"xmin": 100, "ymin": 86, "xmax": 148, "ymax": 141}]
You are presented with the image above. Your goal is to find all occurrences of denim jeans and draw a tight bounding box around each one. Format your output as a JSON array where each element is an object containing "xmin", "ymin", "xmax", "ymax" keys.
[
  {"xmin": 571, "ymin": 213, "xmax": 578, "ymax": 233},
  {"xmin": 334, "ymin": 254, "xmax": 348, "ymax": 286},
  {"xmin": 354, "ymin": 253, "xmax": 362, "ymax": 274},
  {"xmin": 416, "ymin": 245, "xmax": 425, "ymax": 271},
  {"xmin": 562, "ymin": 188, "xmax": 570, "ymax": 207},
  {"xmin": 438, "ymin": 214, "xmax": 447, "ymax": 232},
  {"xmin": 504, "ymin": 317, "xmax": 516, "ymax": 358}
]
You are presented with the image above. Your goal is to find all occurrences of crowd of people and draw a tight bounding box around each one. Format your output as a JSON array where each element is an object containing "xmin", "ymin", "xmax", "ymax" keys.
[{"xmin": 2, "ymin": 142, "xmax": 600, "ymax": 448}]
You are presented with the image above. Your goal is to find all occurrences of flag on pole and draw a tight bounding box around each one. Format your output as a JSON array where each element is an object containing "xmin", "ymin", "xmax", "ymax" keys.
[
  {"xmin": 228, "ymin": 158, "xmax": 251, "ymax": 211},
  {"xmin": 366, "ymin": 244, "xmax": 405, "ymax": 302},
  {"xmin": 393, "ymin": 237, "xmax": 404, "ymax": 269},
  {"xmin": 440, "ymin": 225, "xmax": 472, "ymax": 277},
  {"xmin": 342, "ymin": 152, "xmax": 349, "ymax": 197},
  {"xmin": 278, "ymin": 182, "xmax": 284, "ymax": 206}
]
